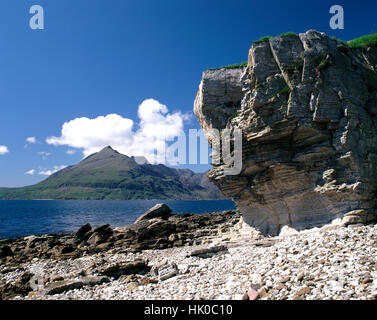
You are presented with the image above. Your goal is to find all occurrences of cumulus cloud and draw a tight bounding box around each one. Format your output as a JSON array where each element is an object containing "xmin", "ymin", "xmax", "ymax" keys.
[
  {"xmin": 25, "ymin": 169, "xmax": 35, "ymax": 175},
  {"xmin": 38, "ymin": 165, "xmax": 67, "ymax": 176},
  {"xmin": 26, "ymin": 137, "xmax": 37, "ymax": 144},
  {"xmin": 46, "ymin": 99, "xmax": 190, "ymax": 163},
  {"xmin": 0, "ymin": 145, "xmax": 9, "ymax": 155}
]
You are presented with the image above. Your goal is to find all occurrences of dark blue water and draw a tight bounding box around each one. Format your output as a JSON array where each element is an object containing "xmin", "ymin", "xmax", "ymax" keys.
[{"xmin": 0, "ymin": 200, "xmax": 236, "ymax": 239}]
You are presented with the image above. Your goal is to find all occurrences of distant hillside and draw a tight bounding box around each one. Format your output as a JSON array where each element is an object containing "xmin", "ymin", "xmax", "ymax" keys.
[{"xmin": 0, "ymin": 147, "xmax": 226, "ymax": 200}]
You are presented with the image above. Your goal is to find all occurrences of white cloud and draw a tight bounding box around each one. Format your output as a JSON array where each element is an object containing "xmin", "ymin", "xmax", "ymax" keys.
[
  {"xmin": 66, "ymin": 149, "xmax": 76, "ymax": 155},
  {"xmin": 0, "ymin": 145, "xmax": 9, "ymax": 155},
  {"xmin": 25, "ymin": 169, "xmax": 35, "ymax": 175},
  {"xmin": 38, "ymin": 151, "xmax": 51, "ymax": 160},
  {"xmin": 38, "ymin": 165, "xmax": 67, "ymax": 176},
  {"xmin": 46, "ymin": 99, "xmax": 190, "ymax": 163},
  {"xmin": 26, "ymin": 137, "xmax": 37, "ymax": 144}
]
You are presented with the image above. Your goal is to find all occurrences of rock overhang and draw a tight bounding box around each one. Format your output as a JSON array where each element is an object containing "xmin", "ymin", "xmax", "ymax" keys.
[{"xmin": 195, "ymin": 30, "xmax": 377, "ymax": 235}]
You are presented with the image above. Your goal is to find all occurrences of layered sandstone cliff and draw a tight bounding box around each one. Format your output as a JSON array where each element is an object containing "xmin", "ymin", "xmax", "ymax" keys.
[{"xmin": 195, "ymin": 30, "xmax": 377, "ymax": 235}]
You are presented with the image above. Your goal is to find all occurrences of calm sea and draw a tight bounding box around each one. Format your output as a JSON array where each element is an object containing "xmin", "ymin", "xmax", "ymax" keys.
[{"xmin": 0, "ymin": 200, "xmax": 236, "ymax": 239}]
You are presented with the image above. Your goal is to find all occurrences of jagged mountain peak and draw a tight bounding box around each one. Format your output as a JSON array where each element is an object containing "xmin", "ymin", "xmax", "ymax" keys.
[{"xmin": 0, "ymin": 147, "xmax": 225, "ymax": 200}]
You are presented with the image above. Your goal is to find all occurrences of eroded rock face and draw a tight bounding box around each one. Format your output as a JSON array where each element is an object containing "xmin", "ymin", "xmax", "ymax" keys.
[
  {"xmin": 194, "ymin": 68, "xmax": 245, "ymax": 145},
  {"xmin": 194, "ymin": 30, "xmax": 377, "ymax": 235}
]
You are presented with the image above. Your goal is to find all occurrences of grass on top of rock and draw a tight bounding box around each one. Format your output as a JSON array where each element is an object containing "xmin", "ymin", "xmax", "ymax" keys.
[
  {"xmin": 280, "ymin": 32, "xmax": 297, "ymax": 37},
  {"xmin": 207, "ymin": 62, "xmax": 247, "ymax": 71},
  {"xmin": 330, "ymin": 33, "xmax": 377, "ymax": 48},
  {"xmin": 347, "ymin": 33, "xmax": 377, "ymax": 48},
  {"xmin": 208, "ymin": 33, "xmax": 377, "ymax": 72},
  {"xmin": 253, "ymin": 32, "xmax": 377, "ymax": 49},
  {"xmin": 254, "ymin": 36, "xmax": 272, "ymax": 44},
  {"xmin": 253, "ymin": 32, "xmax": 297, "ymax": 44}
]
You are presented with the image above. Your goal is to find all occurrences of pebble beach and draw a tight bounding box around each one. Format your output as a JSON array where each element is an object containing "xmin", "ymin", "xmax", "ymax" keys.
[{"xmin": 2, "ymin": 219, "xmax": 376, "ymax": 300}]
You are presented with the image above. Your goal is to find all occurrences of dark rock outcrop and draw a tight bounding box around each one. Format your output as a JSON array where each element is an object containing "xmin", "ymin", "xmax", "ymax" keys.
[
  {"xmin": 44, "ymin": 276, "xmax": 110, "ymax": 295},
  {"xmin": 0, "ymin": 271, "xmax": 33, "ymax": 299},
  {"xmin": 0, "ymin": 246, "xmax": 13, "ymax": 258},
  {"xmin": 0, "ymin": 207, "xmax": 240, "ymax": 269},
  {"xmin": 195, "ymin": 30, "xmax": 377, "ymax": 235},
  {"xmin": 134, "ymin": 203, "xmax": 172, "ymax": 223},
  {"xmin": 97, "ymin": 260, "xmax": 150, "ymax": 279},
  {"xmin": 75, "ymin": 223, "xmax": 92, "ymax": 238},
  {"xmin": 0, "ymin": 204, "xmax": 241, "ymax": 299}
]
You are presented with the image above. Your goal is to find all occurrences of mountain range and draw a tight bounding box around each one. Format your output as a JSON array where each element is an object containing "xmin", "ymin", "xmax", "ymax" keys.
[{"xmin": 0, "ymin": 147, "xmax": 225, "ymax": 200}]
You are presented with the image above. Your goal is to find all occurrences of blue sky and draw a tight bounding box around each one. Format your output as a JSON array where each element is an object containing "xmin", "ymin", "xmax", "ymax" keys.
[{"xmin": 0, "ymin": 0, "xmax": 376, "ymax": 187}]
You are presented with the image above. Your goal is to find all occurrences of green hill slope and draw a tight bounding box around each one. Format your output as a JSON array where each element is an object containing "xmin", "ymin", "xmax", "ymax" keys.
[{"xmin": 0, "ymin": 147, "xmax": 225, "ymax": 200}]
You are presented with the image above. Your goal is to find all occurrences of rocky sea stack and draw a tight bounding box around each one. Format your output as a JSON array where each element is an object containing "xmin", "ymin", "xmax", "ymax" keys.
[{"xmin": 195, "ymin": 30, "xmax": 377, "ymax": 235}]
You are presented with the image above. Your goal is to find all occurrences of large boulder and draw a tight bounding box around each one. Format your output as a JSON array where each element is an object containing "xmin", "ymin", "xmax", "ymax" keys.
[
  {"xmin": 75, "ymin": 223, "xmax": 92, "ymax": 239},
  {"xmin": 195, "ymin": 30, "xmax": 377, "ymax": 235},
  {"xmin": 134, "ymin": 204, "xmax": 172, "ymax": 224}
]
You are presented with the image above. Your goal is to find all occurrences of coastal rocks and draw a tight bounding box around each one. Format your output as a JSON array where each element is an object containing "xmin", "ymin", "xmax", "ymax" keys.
[
  {"xmin": 59, "ymin": 245, "xmax": 75, "ymax": 255},
  {"xmin": 2, "ymin": 222, "xmax": 377, "ymax": 300},
  {"xmin": 188, "ymin": 245, "xmax": 228, "ymax": 258},
  {"xmin": 134, "ymin": 203, "xmax": 172, "ymax": 223},
  {"xmin": 44, "ymin": 280, "xmax": 86, "ymax": 295},
  {"xmin": 0, "ymin": 205, "xmax": 244, "ymax": 300},
  {"xmin": 44, "ymin": 276, "xmax": 110, "ymax": 295},
  {"xmin": 98, "ymin": 259, "xmax": 150, "ymax": 279},
  {"xmin": 88, "ymin": 224, "xmax": 113, "ymax": 245},
  {"xmin": 0, "ymin": 206, "xmax": 241, "ymax": 268},
  {"xmin": 194, "ymin": 30, "xmax": 377, "ymax": 235},
  {"xmin": 75, "ymin": 223, "xmax": 92, "ymax": 239},
  {"xmin": 25, "ymin": 236, "xmax": 48, "ymax": 250},
  {"xmin": 294, "ymin": 286, "xmax": 311, "ymax": 297},
  {"xmin": 0, "ymin": 246, "xmax": 13, "ymax": 258},
  {"xmin": 0, "ymin": 271, "xmax": 33, "ymax": 299},
  {"xmin": 49, "ymin": 275, "xmax": 64, "ymax": 282},
  {"xmin": 242, "ymin": 288, "xmax": 260, "ymax": 300},
  {"xmin": 153, "ymin": 262, "xmax": 179, "ymax": 281},
  {"xmin": 124, "ymin": 207, "xmax": 240, "ymax": 250}
]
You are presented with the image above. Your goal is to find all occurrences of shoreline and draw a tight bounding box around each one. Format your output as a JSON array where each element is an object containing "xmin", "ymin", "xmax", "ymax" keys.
[
  {"xmin": 0, "ymin": 199, "xmax": 236, "ymax": 240},
  {"xmin": 0, "ymin": 209, "xmax": 242, "ymax": 299},
  {"xmin": 1, "ymin": 209, "xmax": 376, "ymax": 300}
]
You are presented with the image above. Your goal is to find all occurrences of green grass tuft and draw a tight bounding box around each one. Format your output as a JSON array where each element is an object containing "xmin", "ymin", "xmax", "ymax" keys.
[
  {"xmin": 254, "ymin": 36, "xmax": 272, "ymax": 44},
  {"xmin": 253, "ymin": 32, "xmax": 377, "ymax": 50},
  {"xmin": 330, "ymin": 33, "xmax": 377, "ymax": 48},
  {"xmin": 279, "ymin": 32, "xmax": 296, "ymax": 37},
  {"xmin": 347, "ymin": 33, "xmax": 377, "ymax": 48},
  {"xmin": 253, "ymin": 32, "xmax": 296, "ymax": 45},
  {"xmin": 207, "ymin": 61, "xmax": 247, "ymax": 71}
]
